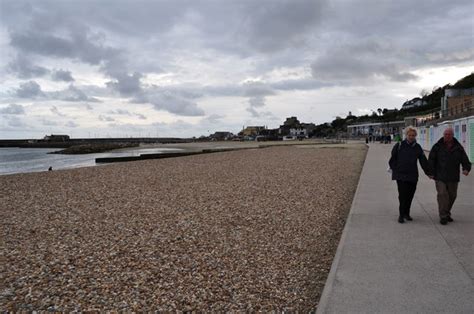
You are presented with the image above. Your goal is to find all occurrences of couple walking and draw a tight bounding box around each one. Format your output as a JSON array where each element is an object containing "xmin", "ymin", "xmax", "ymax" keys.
[{"xmin": 388, "ymin": 127, "xmax": 471, "ymax": 225}]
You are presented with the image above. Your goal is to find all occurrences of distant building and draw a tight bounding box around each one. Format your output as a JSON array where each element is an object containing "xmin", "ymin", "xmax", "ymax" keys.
[
  {"xmin": 301, "ymin": 122, "xmax": 316, "ymax": 134},
  {"xmin": 347, "ymin": 121, "xmax": 404, "ymax": 137},
  {"xmin": 441, "ymin": 88, "xmax": 474, "ymax": 118},
  {"xmin": 278, "ymin": 116, "xmax": 298, "ymax": 136},
  {"xmin": 209, "ymin": 131, "xmax": 234, "ymax": 141},
  {"xmin": 240, "ymin": 126, "xmax": 266, "ymax": 137},
  {"xmin": 257, "ymin": 128, "xmax": 279, "ymax": 141},
  {"xmin": 278, "ymin": 117, "xmax": 315, "ymax": 137},
  {"xmin": 402, "ymin": 97, "xmax": 426, "ymax": 110},
  {"xmin": 43, "ymin": 134, "xmax": 70, "ymax": 142},
  {"xmin": 290, "ymin": 127, "xmax": 307, "ymax": 138},
  {"xmin": 347, "ymin": 122, "xmax": 381, "ymax": 136}
]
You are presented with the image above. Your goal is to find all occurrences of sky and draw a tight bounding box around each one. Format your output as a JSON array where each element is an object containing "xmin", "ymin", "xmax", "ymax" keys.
[{"xmin": 1, "ymin": 0, "xmax": 473, "ymax": 139}]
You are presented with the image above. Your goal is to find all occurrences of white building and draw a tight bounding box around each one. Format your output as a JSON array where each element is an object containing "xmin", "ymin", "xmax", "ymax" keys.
[
  {"xmin": 402, "ymin": 97, "xmax": 426, "ymax": 110},
  {"xmin": 289, "ymin": 128, "xmax": 307, "ymax": 138}
]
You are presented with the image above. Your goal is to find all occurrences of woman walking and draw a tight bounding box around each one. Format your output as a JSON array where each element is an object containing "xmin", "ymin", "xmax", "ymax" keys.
[{"xmin": 388, "ymin": 127, "xmax": 432, "ymax": 223}]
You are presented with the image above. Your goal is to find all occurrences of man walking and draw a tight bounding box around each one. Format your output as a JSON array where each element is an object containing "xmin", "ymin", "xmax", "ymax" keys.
[{"xmin": 428, "ymin": 128, "xmax": 471, "ymax": 225}]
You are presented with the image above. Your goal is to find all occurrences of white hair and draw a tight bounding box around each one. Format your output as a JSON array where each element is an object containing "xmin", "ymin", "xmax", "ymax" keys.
[{"xmin": 405, "ymin": 126, "xmax": 417, "ymax": 136}]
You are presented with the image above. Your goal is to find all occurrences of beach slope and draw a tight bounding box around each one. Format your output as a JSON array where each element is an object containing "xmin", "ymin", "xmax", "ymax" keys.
[{"xmin": 1, "ymin": 144, "xmax": 366, "ymax": 311}]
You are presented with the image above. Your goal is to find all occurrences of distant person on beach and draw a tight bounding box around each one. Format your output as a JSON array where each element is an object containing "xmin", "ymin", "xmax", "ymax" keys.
[
  {"xmin": 388, "ymin": 127, "xmax": 432, "ymax": 223},
  {"xmin": 428, "ymin": 128, "xmax": 471, "ymax": 225},
  {"xmin": 48, "ymin": 166, "xmax": 53, "ymax": 171}
]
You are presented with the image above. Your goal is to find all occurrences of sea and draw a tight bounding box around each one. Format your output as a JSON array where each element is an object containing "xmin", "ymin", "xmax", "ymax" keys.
[{"xmin": 0, "ymin": 147, "xmax": 184, "ymax": 175}]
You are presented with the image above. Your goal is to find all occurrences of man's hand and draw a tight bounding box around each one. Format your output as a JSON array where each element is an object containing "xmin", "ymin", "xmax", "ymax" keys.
[{"xmin": 462, "ymin": 170, "xmax": 469, "ymax": 176}]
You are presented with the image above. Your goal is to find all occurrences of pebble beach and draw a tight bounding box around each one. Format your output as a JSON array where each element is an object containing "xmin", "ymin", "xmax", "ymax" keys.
[{"xmin": 1, "ymin": 144, "xmax": 367, "ymax": 311}]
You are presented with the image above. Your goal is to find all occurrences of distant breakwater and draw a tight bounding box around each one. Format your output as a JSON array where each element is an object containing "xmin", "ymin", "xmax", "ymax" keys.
[
  {"xmin": 49, "ymin": 143, "xmax": 139, "ymax": 154},
  {"xmin": 95, "ymin": 147, "xmax": 256, "ymax": 163},
  {"xmin": 0, "ymin": 138, "xmax": 194, "ymax": 149}
]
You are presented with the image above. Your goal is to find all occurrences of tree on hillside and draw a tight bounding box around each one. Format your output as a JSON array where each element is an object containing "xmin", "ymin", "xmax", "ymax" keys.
[
  {"xmin": 452, "ymin": 73, "xmax": 474, "ymax": 89},
  {"xmin": 420, "ymin": 88, "xmax": 430, "ymax": 98}
]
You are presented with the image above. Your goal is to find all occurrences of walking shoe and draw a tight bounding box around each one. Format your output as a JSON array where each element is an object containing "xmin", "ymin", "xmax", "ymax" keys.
[
  {"xmin": 440, "ymin": 218, "xmax": 448, "ymax": 225},
  {"xmin": 447, "ymin": 216, "xmax": 454, "ymax": 222},
  {"xmin": 404, "ymin": 215, "xmax": 413, "ymax": 221},
  {"xmin": 398, "ymin": 217, "xmax": 405, "ymax": 223}
]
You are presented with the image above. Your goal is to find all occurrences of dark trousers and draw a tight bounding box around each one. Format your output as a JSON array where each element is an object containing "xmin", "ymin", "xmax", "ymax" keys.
[
  {"xmin": 397, "ymin": 180, "xmax": 417, "ymax": 217},
  {"xmin": 435, "ymin": 181, "xmax": 458, "ymax": 219}
]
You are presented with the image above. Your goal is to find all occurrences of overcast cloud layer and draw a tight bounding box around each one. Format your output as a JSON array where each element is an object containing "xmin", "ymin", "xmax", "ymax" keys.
[{"xmin": 1, "ymin": 0, "xmax": 473, "ymax": 138}]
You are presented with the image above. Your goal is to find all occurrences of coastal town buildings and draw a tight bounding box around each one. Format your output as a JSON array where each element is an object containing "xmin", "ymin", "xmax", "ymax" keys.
[
  {"xmin": 209, "ymin": 131, "xmax": 234, "ymax": 141},
  {"xmin": 236, "ymin": 117, "xmax": 316, "ymax": 141}
]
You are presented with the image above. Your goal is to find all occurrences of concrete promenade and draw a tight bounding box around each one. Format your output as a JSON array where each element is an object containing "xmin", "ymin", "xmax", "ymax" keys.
[{"xmin": 317, "ymin": 143, "xmax": 474, "ymax": 314}]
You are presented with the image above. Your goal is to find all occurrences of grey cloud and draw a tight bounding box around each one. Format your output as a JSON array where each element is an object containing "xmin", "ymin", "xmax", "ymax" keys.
[
  {"xmin": 426, "ymin": 49, "xmax": 474, "ymax": 63},
  {"xmin": 6, "ymin": 116, "xmax": 26, "ymax": 127},
  {"xmin": 52, "ymin": 69, "xmax": 74, "ymax": 82},
  {"xmin": 10, "ymin": 29, "xmax": 119, "ymax": 65},
  {"xmin": 7, "ymin": 55, "xmax": 50, "ymax": 79},
  {"xmin": 246, "ymin": 106, "xmax": 260, "ymax": 117},
  {"xmin": 106, "ymin": 72, "xmax": 143, "ymax": 95},
  {"xmin": 310, "ymin": 40, "xmax": 420, "ymax": 83},
  {"xmin": 203, "ymin": 79, "xmax": 326, "ymax": 97},
  {"xmin": 238, "ymin": 0, "xmax": 326, "ymax": 53},
  {"xmin": 13, "ymin": 82, "xmax": 99, "ymax": 102},
  {"xmin": 248, "ymin": 96, "xmax": 266, "ymax": 108},
  {"xmin": 65, "ymin": 120, "xmax": 79, "ymax": 128},
  {"xmin": 387, "ymin": 71, "xmax": 418, "ymax": 82},
  {"xmin": 42, "ymin": 119, "xmax": 59, "ymax": 126},
  {"xmin": 135, "ymin": 113, "xmax": 146, "ymax": 120},
  {"xmin": 15, "ymin": 81, "xmax": 44, "ymax": 98},
  {"xmin": 270, "ymin": 78, "xmax": 331, "ymax": 91},
  {"xmin": 246, "ymin": 107, "xmax": 279, "ymax": 120},
  {"xmin": 51, "ymin": 85, "xmax": 100, "ymax": 102},
  {"xmin": 202, "ymin": 114, "xmax": 225, "ymax": 124},
  {"xmin": 309, "ymin": 1, "xmax": 474, "ymax": 83},
  {"xmin": 106, "ymin": 109, "xmax": 146, "ymax": 119},
  {"xmin": 8, "ymin": 23, "xmax": 127, "ymax": 89},
  {"xmin": 132, "ymin": 90, "xmax": 205, "ymax": 117},
  {"xmin": 50, "ymin": 106, "xmax": 66, "ymax": 117},
  {"xmin": 243, "ymin": 81, "xmax": 276, "ymax": 97},
  {"xmin": 98, "ymin": 115, "xmax": 115, "ymax": 122},
  {"xmin": 1, "ymin": 103, "xmax": 25, "ymax": 115},
  {"xmin": 108, "ymin": 109, "xmax": 131, "ymax": 115},
  {"xmin": 242, "ymin": 81, "xmax": 276, "ymax": 118}
]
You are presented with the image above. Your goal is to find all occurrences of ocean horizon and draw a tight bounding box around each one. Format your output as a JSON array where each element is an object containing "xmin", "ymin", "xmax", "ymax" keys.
[{"xmin": 0, "ymin": 147, "xmax": 184, "ymax": 175}]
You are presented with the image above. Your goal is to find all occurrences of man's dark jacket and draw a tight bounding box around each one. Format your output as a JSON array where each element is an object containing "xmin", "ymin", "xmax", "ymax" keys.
[
  {"xmin": 428, "ymin": 137, "xmax": 471, "ymax": 182},
  {"xmin": 389, "ymin": 140, "xmax": 432, "ymax": 182}
]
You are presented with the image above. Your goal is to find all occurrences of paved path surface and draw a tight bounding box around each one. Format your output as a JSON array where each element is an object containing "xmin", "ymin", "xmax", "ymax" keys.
[{"xmin": 317, "ymin": 143, "xmax": 474, "ymax": 314}]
